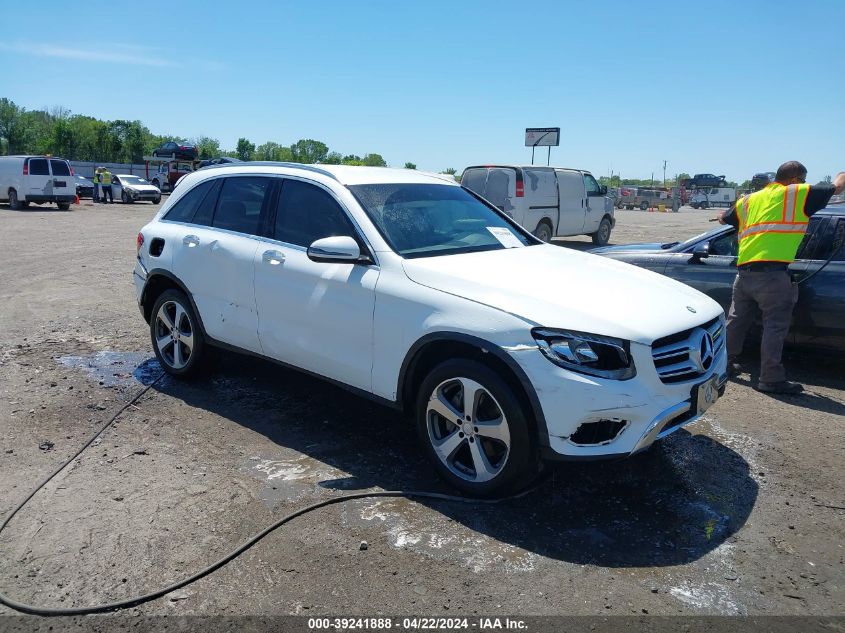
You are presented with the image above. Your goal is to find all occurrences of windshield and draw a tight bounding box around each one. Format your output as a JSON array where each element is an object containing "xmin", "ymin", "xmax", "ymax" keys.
[
  {"xmin": 349, "ymin": 183, "xmax": 535, "ymax": 258},
  {"xmin": 121, "ymin": 176, "xmax": 148, "ymax": 185}
]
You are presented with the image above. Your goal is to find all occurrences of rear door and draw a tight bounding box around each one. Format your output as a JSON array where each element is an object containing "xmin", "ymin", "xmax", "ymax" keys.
[
  {"xmin": 169, "ymin": 176, "xmax": 271, "ymax": 353},
  {"xmin": 26, "ymin": 158, "xmax": 51, "ymax": 198},
  {"xmin": 789, "ymin": 216, "xmax": 845, "ymax": 351},
  {"xmin": 48, "ymin": 159, "xmax": 73, "ymax": 199},
  {"xmin": 555, "ymin": 169, "xmax": 586, "ymax": 234},
  {"xmin": 253, "ymin": 177, "xmax": 378, "ymax": 390}
]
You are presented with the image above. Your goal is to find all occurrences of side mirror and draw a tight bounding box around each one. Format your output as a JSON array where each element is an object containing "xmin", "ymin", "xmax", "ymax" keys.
[
  {"xmin": 307, "ymin": 235, "xmax": 369, "ymax": 264},
  {"xmin": 692, "ymin": 242, "xmax": 710, "ymax": 260},
  {"xmin": 600, "ymin": 185, "xmax": 608, "ymax": 195}
]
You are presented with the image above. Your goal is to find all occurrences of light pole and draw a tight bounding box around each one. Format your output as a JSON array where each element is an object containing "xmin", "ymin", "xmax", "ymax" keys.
[{"xmin": 663, "ymin": 160, "xmax": 667, "ymax": 187}]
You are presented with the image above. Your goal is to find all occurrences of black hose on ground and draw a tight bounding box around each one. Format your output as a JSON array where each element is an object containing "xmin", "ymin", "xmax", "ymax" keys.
[{"xmin": 0, "ymin": 373, "xmax": 534, "ymax": 616}]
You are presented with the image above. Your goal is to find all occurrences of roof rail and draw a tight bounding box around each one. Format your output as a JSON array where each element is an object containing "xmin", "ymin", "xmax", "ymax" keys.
[{"xmin": 198, "ymin": 161, "xmax": 340, "ymax": 182}]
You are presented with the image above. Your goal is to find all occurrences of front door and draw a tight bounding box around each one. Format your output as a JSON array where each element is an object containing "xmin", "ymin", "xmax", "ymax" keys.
[
  {"xmin": 555, "ymin": 169, "xmax": 586, "ymax": 235},
  {"xmin": 253, "ymin": 177, "xmax": 378, "ymax": 391},
  {"xmin": 582, "ymin": 172, "xmax": 605, "ymax": 233},
  {"xmin": 662, "ymin": 229, "xmax": 738, "ymax": 312}
]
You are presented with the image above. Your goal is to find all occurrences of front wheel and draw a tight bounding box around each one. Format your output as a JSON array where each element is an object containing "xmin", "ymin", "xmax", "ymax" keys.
[
  {"xmin": 591, "ymin": 217, "xmax": 612, "ymax": 246},
  {"xmin": 150, "ymin": 289, "xmax": 206, "ymax": 377},
  {"xmin": 121, "ymin": 190, "xmax": 129, "ymax": 203},
  {"xmin": 640, "ymin": 201, "xmax": 649, "ymax": 211},
  {"xmin": 8, "ymin": 189, "xmax": 20, "ymax": 210},
  {"xmin": 57, "ymin": 202, "xmax": 70, "ymax": 210},
  {"xmin": 416, "ymin": 359, "xmax": 538, "ymax": 497},
  {"xmin": 152, "ymin": 196, "xmax": 161, "ymax": 204}
]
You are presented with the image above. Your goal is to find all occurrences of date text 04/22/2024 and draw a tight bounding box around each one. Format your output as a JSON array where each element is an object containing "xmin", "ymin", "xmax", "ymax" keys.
[{"xmin": 307, "ymin": 617, "xmax": 527, "ymax": 631}]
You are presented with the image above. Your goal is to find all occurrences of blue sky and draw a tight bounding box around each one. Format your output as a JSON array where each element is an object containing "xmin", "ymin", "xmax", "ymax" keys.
[{"xmin": 1, "ymin": 0, "xmax": 843, "ymax": 182}]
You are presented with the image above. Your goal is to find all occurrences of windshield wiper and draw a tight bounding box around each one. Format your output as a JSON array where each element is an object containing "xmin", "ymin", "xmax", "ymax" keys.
[{"xmin": 661, "ymin": 241, "xmax": 680, "ymax": 249}]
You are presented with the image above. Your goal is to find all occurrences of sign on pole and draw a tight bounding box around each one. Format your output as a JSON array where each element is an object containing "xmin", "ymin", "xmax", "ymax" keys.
[
  {"xmin": 525, "ymin": 127, "xmax": 560, "ymax": 165},
  {"xmin": 525, "ymin": 127, "xmax": 560, "ymax": 147}
]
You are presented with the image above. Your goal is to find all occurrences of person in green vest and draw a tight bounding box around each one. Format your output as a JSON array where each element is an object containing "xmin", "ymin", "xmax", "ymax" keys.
[
  {"xmin": 101, "ymin": 167, "xmax": 113, "ymax": 203},
  {"xmin": 719, "ymin": 161, "xmax": 845, "ymax": 393}
]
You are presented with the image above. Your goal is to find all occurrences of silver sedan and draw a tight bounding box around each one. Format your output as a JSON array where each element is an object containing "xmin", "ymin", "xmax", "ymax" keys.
[{"xmin": 110, "ymin": 175, "xmax": 162, "ymax": 204}]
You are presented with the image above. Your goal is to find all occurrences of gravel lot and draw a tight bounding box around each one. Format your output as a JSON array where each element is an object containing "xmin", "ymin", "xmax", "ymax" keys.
[{"xmin": 0, "ymin": 198, "xmax": 842, "ymax": 618}]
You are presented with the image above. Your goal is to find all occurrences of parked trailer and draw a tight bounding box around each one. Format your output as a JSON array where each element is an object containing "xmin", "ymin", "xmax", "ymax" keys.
[
  {"xmin": 690, "ymin": 187, "xmax": 736, "ymax": 209},
  {"xmin": 142, "ymin": 155, "xmax": 201, "ymax": 192}
]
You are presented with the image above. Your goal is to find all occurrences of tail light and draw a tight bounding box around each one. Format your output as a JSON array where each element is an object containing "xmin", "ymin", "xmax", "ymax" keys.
[
  {"xmin": 23, "ymin": 161, "xmax": 28, "ymax": 175},
  {"xmin": 515, "ymin": 180, "xmax": 524, "ymax": 198},
  {"xmin": 136, "ymin": 232, "xmax": 145, "ymax": 256},
  {"xmin": 69, "ymin": 165, "xmax": 74, "ymax": 176}
]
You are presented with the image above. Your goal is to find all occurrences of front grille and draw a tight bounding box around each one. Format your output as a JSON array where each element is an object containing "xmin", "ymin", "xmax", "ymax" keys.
[
  {"xmin": 651, "ymin": 317, "xmax": 724, "ymax": 384},
  {"xmin": 569, "ymin": 418, "xmax": 629, "ymax": 446}
]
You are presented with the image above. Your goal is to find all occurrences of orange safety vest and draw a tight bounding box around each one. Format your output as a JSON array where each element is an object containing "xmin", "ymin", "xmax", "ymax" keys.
[{"xmin": 736, "ymin": 182, "xmax": 810, "ymax": 266}]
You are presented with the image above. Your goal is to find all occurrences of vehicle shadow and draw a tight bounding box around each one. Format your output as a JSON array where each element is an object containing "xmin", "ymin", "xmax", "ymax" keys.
[
  {"xmin": 550, "ymin": 237, "xmax": 598, "ymax": 252},
  {"xmin": 142, "ymin": 350, "xmax": 757, "ymax": 569},
  {"xmin": 729, "ymin": 352, "xmax": 845, "ymax": 415}
]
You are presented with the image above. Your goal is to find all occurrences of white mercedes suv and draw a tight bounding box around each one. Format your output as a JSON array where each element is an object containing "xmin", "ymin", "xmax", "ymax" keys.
[{"xmin": 134, "ymin": 163, "xmax": 727, "ymax": 495}]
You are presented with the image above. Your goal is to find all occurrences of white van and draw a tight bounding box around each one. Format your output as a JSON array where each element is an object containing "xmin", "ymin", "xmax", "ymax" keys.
[
  {"xmin": 461, "ymin": 165, "xmax": 615, "ymax": 245},
  {"xmin": 0, "ymin": 155, "xmax": 77, "ymax": 210}
]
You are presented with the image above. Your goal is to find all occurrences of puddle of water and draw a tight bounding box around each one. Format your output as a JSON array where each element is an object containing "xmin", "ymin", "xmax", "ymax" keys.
[
  {"xmin": 243, "ymin": 454, "xmax": 353, "ymax": 505},
  {"xmin": 669, "ymin": 581, "xmax": 746, "ymax": 615},
  {"xmin": 58, "ymin": 351, "xmax": 162, "ymax": 387}
]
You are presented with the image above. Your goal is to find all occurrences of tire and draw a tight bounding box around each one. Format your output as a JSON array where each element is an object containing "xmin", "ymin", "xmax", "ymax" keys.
[
  {"xmin": 121, "ymin": 190, "xmax": 129, "ymax": 204},
  {"xmin": 701, "ymin": 201, "xmax": 710, "ymax": 209},
  {"xmin": 625, "ymin": 205, "xmax": 633, "ymax": 210},
  {"xmin": 591, "ymin": 217, "xmax": 612, "ymax": 246},
  {"xmin": 640, "ymin": 201, "xmax": 649, "ymax": 211},
  {"xmin": 57, "ymin": 202, "xmax": 70, "ymax": 210},
  {"xmin": 152, "ymin": 197, "xmax": 161, "ymax": 204},
  {"xmin": 534, "ymin": 220, "xmax": 553, "ymax": 243},
  {"xmin": 150, "ymin": 289, "xmax": 206, "ymax": 377},
  {"xmin": 415, "ymin": 358, "xmax": 538, "ymax": 497},
  {"xmin": 8, "ymin": 189, "xmax": 20, "ymax": 210}
]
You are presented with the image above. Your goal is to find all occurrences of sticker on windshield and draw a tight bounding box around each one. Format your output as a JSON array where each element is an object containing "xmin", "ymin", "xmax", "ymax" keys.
[{"xmin": 486, "ymin": 227, "xmax": 523, "ymax": 248}]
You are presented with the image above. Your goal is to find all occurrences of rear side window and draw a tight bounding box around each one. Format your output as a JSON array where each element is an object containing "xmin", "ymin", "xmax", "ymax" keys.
[
  {"xmin": 212, "ymin": 177, "xmax": 270, "ymax": 235},
  {"xmin": 28, "ymin": 158, "xmax": 49, "ymax": 176},
  {"xmin": 274, "ymin": 179, "xmax": 356, "ymax": 247},
  {"xmin": 798, "ymin": 217, "xmax": 845, "ymax": 261},
  {"xmin": 524, "ymin": 169, "xmax": 557, "ymax": 197},
  {"xmin": 163, "ymin": 180, "xmax": 215, "ymax": 222},
  {"xmin": 50, "ymin": 160, "xmax": 71, "ymax": 176}
]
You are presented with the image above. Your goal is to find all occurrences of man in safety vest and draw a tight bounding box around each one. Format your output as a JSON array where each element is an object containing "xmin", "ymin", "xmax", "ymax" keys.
[
  {"xmin": 720, "ymin": 161, "xmax": 845, "ymax": 394},
  {"xmin": 101, "ymin": 168, "xmax": 113, "ymax": 204}
]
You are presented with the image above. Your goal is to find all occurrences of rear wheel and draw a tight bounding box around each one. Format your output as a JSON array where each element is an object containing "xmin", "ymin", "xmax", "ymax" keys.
[
  {"xmin": 416, "ymin": 359, "xmax": 537, "ymax": 497},
  {"xmin": 8, "ymin": 189, "xmax": 20, "ymax": 210},
  {"xmin": 150, "ymin": 289, "xmax": 205, "ymax": 377},
  {"xmin": 591, "ymin": 217, "xmax": 612, "ymax": 246},
  {"xmin": 640, "ymin": 201, "xmax": 649, "ymax": 211},
  {"xmin": 57, "ymin": 202, "xmax": 70, "ymax": 210},
  {"xmin": 152, "ymin": 197, "xmax": 161, "ymax": 204},
  {"xmin": 534, "ymin": 220, "xmax": 553, "ymax": 243}
]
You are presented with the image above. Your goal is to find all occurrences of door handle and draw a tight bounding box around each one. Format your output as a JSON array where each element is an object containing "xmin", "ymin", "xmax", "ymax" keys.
[
  {"xmin": 262, "ymin": 249, "xmax": 285, "ymax": 265},
  {"xmin": 182, "ymin": 234, "xmax": 200, "ymax": 247}
]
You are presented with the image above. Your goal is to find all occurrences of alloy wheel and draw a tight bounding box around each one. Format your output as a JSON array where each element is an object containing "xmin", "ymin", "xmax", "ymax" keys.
[
  {"xmin": 426, "ymin": 377, "xmax": 511, "ymax": 483},
  {"xmin": 154, "ymin": 300, "xmax": 194, "ymax": 370}
]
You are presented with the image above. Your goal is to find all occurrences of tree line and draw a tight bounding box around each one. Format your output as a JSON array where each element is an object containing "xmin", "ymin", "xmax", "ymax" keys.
[{"xmin": 0, "ymin": 98, "xmax": 399, "ymax": 168}]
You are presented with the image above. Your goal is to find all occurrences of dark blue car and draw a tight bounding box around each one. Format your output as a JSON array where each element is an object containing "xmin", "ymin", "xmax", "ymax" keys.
[{"xmin": 591, "ymin": 207, "xmax": 845, "ymax": 352}]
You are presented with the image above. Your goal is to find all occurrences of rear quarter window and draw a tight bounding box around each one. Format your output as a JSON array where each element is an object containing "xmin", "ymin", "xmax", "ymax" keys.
[
  {"xmin": 28, "ymin": 158, "xmax": 49, "ymax": 176},
  {"xmin": 163, "ymin": 180, "xmax": 215, "ymax": 223},
  {"xmin": 50, "ymin": 160, "xmax": 71, "ymax": 176}
]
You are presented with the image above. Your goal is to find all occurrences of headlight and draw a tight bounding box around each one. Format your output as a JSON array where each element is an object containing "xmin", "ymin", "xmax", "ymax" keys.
[{"xmin": 531, "ymin": 328, "xmax": 635, "ymax": 380}]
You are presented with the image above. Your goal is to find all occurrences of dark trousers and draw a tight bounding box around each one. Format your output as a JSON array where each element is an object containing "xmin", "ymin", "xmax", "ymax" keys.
[
  {"xmin": 101, "ymin": 184, "xmax": 113, "ymax": 203},
  {"xmin": 93, "ymin": 182, "xmax": 100, "ymax": 202},
  {"xmin": 726, "ymin": 269, "xmax": 798, "ymax": 383}
]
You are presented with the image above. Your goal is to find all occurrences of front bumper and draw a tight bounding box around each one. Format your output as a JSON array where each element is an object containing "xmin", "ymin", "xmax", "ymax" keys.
[{"xmin": 511, "ymin": 342, "xmax": 727, "ymax": 460}]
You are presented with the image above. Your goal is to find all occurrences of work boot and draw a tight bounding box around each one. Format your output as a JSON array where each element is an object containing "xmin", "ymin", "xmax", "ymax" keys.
[
  {"xmin": 756, "ymin": 381, "xmax": 804, "ymax": 395},
  {"xmin": 727, "ymin": 359, "xmax": 743, "ymax": 377}
]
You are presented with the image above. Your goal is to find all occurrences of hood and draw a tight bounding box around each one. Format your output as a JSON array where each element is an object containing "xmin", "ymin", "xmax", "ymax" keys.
[
  {"xmin": 126, "ymin": 184, "xmax": 159, "ymax": 192},
  {"xmin": 589, "ymin": 242, "xmax": 672, "ymax": 254},
  {"xmin": 401, "ymin": 245, "xmax": 722, "ymax": 345}
]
